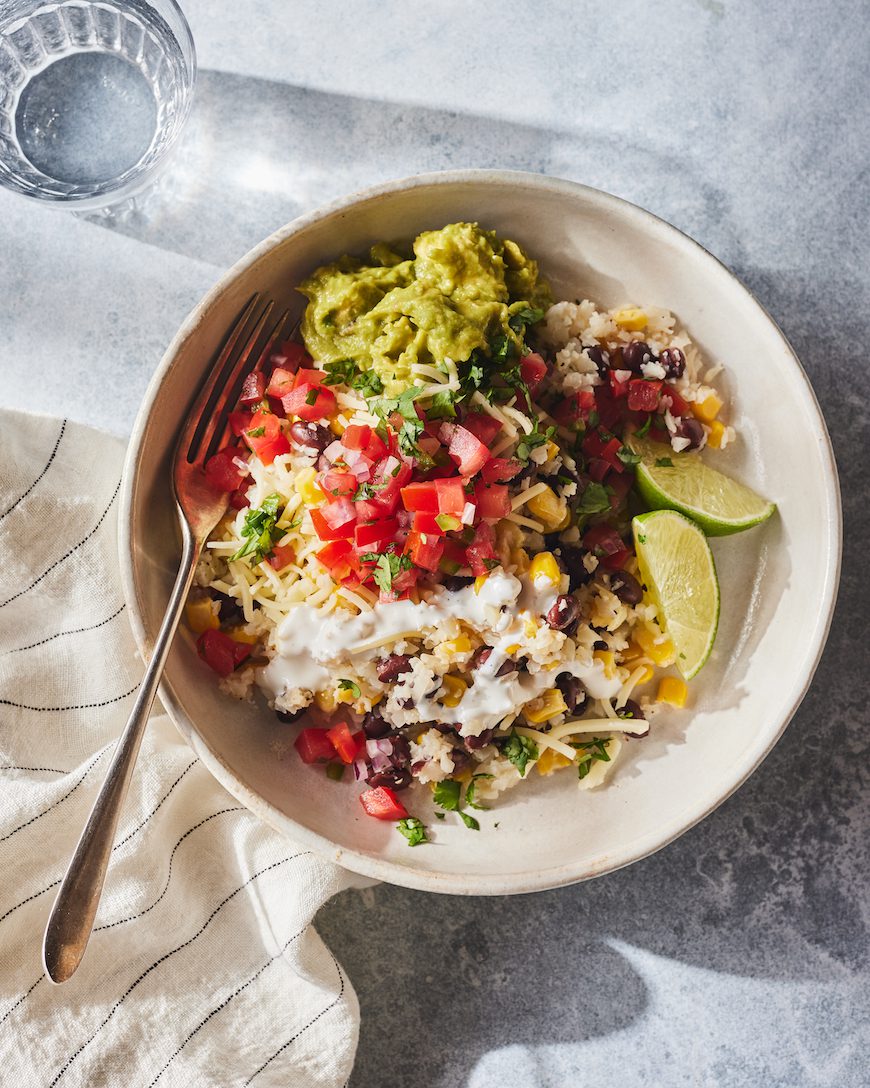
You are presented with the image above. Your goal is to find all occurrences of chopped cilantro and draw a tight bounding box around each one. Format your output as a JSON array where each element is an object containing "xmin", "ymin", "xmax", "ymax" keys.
[
  {"xmin": 370, "ymin": 389, "xmax": 425, "ymax": 458},
  {"xmin": 246, "ymin": 425, "xmax": 266, "ymax": 438},
  {"xmin": 231, "ymin": 493, "xmax": 284, "ymax": 564},
  {"xmin": 435, "ymin": 812, "xmax": 446, "ymax": 820},
  {"xmin": 360, "ymin": 549, "xmax": 413, "ymax": 593},
  {"xmin": 655, "ymin": 457, "xmax": 674, "ymax": 468},
  {"xmin": 617, "ymin": 446, "xmax": 641, "ymax": 466},
  {"xmin": 433, "ymin": 779, "xmax": 461, "ymax": 811},
  {"xmin": 508, "ymin": 306, "xmax": 545, "ymax": 333},
  {"xmin": 516, "ymin": 419, "xmax": 556, "ymax": 464},
  {"xmin": 635, "ymin": 415, "xmax": 653, "ymax": 438},
  {"xmin": 489, "ymin": 332, "xmax": 515, "ymax": 364},
  {"xmin": 337, "ymin": 679, "xmax": 360, "ymax": 699},
  {"xmin": 502, "ymin": 730, "xmax": 539, "ymax": 777},
  {"xmin": 305, "ymin": 388, "xmax": 319, "ymax": 406},
  {"xmin": 397, "ymin": 817, "xmax": 428, "ymax": 846},
  {"xmin": 425, "ymin": 388, "xmax": 458, "ymax": 420},
  {"xmin": 322, "ymin": 358, "xmax": 384, "ymax": 398},
  {"xmin": 572, "ymin": 736, "xmax": 611, "ymax": 779},
  {"xmin": 325, "ymin": 763, "xmax": 345, "ymax": 782},
  {"xmin": 465, "ymin": 773, "xmax": 493, "ymax": 811},
  {"xmin": 577, "ymin": 481, "xmax": 611, "ymax": 514},
  {"xmin": 637, "ymin": 532, "xmax": 647, "ymax": 544},
  {"xmin": 459, "ymin": 812, "xmax": 480, "ymax": 831}
]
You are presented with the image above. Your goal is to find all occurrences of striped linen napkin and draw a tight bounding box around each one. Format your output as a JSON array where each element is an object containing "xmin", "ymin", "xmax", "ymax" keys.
[{"xmin": 0, "ymin": 409, "xmax": 364, "ymax": 1087}]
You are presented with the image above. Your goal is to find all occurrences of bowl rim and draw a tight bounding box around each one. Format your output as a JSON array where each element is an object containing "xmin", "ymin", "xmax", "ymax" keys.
[{"xmin": 118, "ymin": 169, "xmax": 843, "ymax": 894}]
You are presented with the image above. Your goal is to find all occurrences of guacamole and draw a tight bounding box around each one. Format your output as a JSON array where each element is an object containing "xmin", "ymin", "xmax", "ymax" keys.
[{"xmin": 298, "ymin": 223, "xmax": 552, "ymax": 394}]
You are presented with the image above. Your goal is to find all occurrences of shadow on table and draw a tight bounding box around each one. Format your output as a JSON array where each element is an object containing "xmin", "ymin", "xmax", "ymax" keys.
[{"xmin": 92, "ymin": 67, "xmax": 735, "ymax": 269}]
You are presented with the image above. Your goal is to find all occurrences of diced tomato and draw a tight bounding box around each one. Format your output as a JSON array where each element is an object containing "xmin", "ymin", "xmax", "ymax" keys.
[
  {"xmin": 229, "ymin": 489, "xmax": 250, "ymax": 510},
  {"xmin": 412, "ymin": 511, "xmax": 445, "ymax": 535},
  {"xmin": 588, "ymin": 458, "xmax": 610, "ymax": 483},
  {"xmin": 243, "ymin": 409, "xmax": 290, "ymax": 466},
  {"xmin": 342, "ymin": 424, "xmax": 371, "ymax": 451},
  {"xmin": 438, "ymin": 539, "xmax": 469, "ymax": 575},
  {"xmin": 321, "ymin": 469, "xmax": 358, "ymax": 499},
  {"xmin": 203, "ymin": 447, "xmax": 247, "ymax": 493},
  {"xmin": 609, "ymin": 372, "xmax": 630, "ymax": 399},
  {"xmin": 445, "ymin": 425, "xmax": 489, "ymax": 476},
  {"xmin": 664, "ymin": 388, "xmax": 690, "ymax": 417},
  {"xmin": 228, "ymin": 410, "xmax": 253, "ymax": 437},
  {"xmin": 649, "ymin": 423, "xmax": 670, "ymax": 443},
  {"xmin": 608, "ymin": 472, "xmax": 634, "ymax": 511},
  {"xmin": 596, "ymin": 387, "xmax": 625, "ymax": 431},
  {"xmin": 601, "ymin": 436, "xmax": 624, "ymax": 472},
  {"xmin": 282, "ymin": 383, "xmax": 336, "ymax": 422},
  {"xmin": 584, "ymin": 524, "xmax": 625, "ymax": 556},
  {"xmin": 401, "ymin": 481, "xmax": 440, "ymax": 513},
  {"xmin": 553, "ymin": 396, "xmax": 582, "ymax": 429},
  {"xmin": 310, "ymin": 505, "xmax": 355, "ymax": 541},
  {"xmin": 355, "ymin": 518, "xmax": 398, "ymax": 548},
  {"xmin": 582, "ymin": 430, "xmax": 606, "ymax": 458},
  {"xmin": 369, "ymin": 456, "xmax": 412, "ymax": 512},
  {"xmin": 295, "ymin": 728, "xmax": 336, "ymax": 764},
  {"xmin": 601, "ymin": 547, "xmax": 632, "ymax": 571},
  {"xmin": 239, "ymin": 370, "xmax": 267, "ymax": 405},
  {"xmin": 254, "ymin": 433, "xmax": 292, "ymax": 464},
  {"xmin": 627, "ymin": 379, "xmax": 663, "ymax": 413},
  {"xmin": 473, "ymin": 482, "xmax": 511, "ymax": 519},
  {"xmin": 316, "ymin": 539, "xmax": 359, "ymax": 581},
  {"xmin": 267, "ymin": 542, "xmax": 296, "ymax": 571},
  {"xmin": 363, "ymin": 429, "xmax": 389, "ymax": 462},
  {"xmin": 465, "ymin": 521, "xmax": 498, "ymax": 577},
  {"xmin": 321, "ymin": 497, "xmax": 357, "ymax": 530},
  {"xmin": 405, "ymin": 529, "xmax": 445, "ymax": 572},
  {"xmin": 481, "ymin": 457, "xmax": 523, "ymax": 484},
  {"xmin": 269, "ymin": 341, "xmax": 309, "ymax": 371},
  {"xmin": 196, "ymin": 629, "xmax": 250, "ymax": 677},
  {"xmin": 291, "ymin": 367, "xmax": 327, "ymax": 389},
  {"xmin": 520, "ymin": 352, "xmax": 548, "ymax": 394},
  {"xmin": 359, "ymin": 786, "xmax": 409, "ymax": 820},
  {"xmin": 266, "ymin": 367, "xmax": 296, "ymax": 399},
  {"xmin": 326, "ymin": 720, "xmax": 359, "ymax": 764},
  {"xmin": 461, "ymin": 412, "xmax": 502, "ymax": 445},
  {"xmin": 434, "ymin": 477, "xmax": 467, "ymax": 515},
  {"xmin": 353, "ymin": 498, "xmax": 383, "ymax": 523}
]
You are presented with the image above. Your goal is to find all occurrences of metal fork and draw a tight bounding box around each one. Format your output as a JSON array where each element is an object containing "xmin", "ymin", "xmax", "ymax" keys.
[{"xmin": 43, "ymin": 294, "xmax": 291, "ymax": 984}]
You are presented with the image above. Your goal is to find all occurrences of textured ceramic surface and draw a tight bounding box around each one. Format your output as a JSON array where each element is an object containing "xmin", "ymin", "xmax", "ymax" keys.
[{"xmin": 118, "ymin": 171, "xmax": 840, "ymax": 894}]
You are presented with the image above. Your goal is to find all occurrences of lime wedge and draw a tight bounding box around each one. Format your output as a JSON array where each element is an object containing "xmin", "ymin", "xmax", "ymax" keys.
[
  {"xmin": 633, "ymin": 510, "xmax": 720, "ymax": 680},
  {"xmin": 630, "ymin": 437, "xmax": 776, "ymax": 536}
]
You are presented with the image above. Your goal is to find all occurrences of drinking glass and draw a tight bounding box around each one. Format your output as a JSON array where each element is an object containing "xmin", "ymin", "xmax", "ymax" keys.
[{"xmin": 0, "ymin": 0, "xmax": 195, "ymax": 210}]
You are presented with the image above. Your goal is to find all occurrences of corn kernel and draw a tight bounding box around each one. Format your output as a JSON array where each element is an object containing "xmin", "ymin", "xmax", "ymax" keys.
[
  {"xmin": 692, "ymin": 394, "xmax": 723, "ymax": 423},
  {"xmin": 439, "ymin": 675, "xmax": 468, "ymax": 708},
  {"xmin": 621, "ymin": 640, "xmax": 645, "ymax": 664},
  {"xmin": 545, "ymin": 440, "xmax": 560, "ymax": 461},
  {"xmin": 525, "ymin": 688, "xmax": 568, "ymax": 724},
  {"xmin": 329, "ymin": 416, "xmax": 346, "ymax": 436},
  {"xmin": 554, "ymin": 508, "xmax": 573, "ymax": 532},
  {"xmin": 707, "ymin": 420, "xmax": 726, "ymax": 449},
  {"xmin": 505, "ymin": 643, "xmax": 521, "ymax": 654},
  {"xmin": 370, "ymin": 692, "xmax": 384, "ymax": 707},
  {"xmin": 657, "ymin": 676, "xmax": 688, "ymax": 707},
  {"xmin": 184, "ymin": 597, "xmax": 220, "ymax": 634},
  {"xmin": 442, "ymin": 635, "xmax": 473, "ymax": 655},
  {"xmin": 295, "ymin": 465, "xmax": 324, "ymax": 505},
  {"xmin": 593, "ymin": 649, "xmax": 616, "ymax": 679},
  {"xmin": 634, "ymin": 625, "xmax": 676, "ymax": 666},
  {"xmin": 511, "ymin": 547, "xmax": 530, "ymax": 575},
  {"xmin": 336, "ymin": 686, "xmax": 356, "ymax": 705},
  {"xmin": 524, "ymin": 618, "xmax": 539, "ymax": 639},
  {"xmin": 536, "ymin": 748, "xmax": 573, "ymax": 775},
  {"xmin": 528, "ymin": 551, "xmax": 561, "ymax": 587},
  {"xmin": 225, "ymin": 626, "xmax": 258, "ymax": 646},
  {"xmin": 474, "ymin": 575, "xmax": 488, "ymax": 595},
  {"xmin": 526, "ymin": 485, "xmax": 568, "ymax": 530},
  {"xmin": 613, "ymin": 307, "xmax": 647, "ymax": 331},
  {"xmin": 635, "ymin": 665, "xmax": 655, "ymax": 685},
  {"xmin": 314, "ymin": 688, "xmax": 337, "ymax": 713}
]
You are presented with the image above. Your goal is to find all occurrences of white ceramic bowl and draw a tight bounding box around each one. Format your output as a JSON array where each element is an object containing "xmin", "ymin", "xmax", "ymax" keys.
[{"xmin": 119, "ymin": 171, "xmax": 841, "ymax": 894}]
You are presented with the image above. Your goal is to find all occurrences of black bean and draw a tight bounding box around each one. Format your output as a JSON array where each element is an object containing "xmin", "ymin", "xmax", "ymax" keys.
[
  {"xmin": 610, "ymin": 570, "xmax": 643, "ymax": 605},
  {"xmin": 496, "ymin": 658, "xmax": 517, "ymax": 677},
  {"xmin": 546, "ymin": 594, "xmax": 580, "ymax": 631},
  {"xmin": 618, "ymin": 699, "xmax": 646, "ymax": 724},
  {"xmin": 622, "ymin": 340, "xmax": 657, "ymax": 375},
  {"xmin": 362, "ymin": 710, "xmax": 390, "ymax": 739},
  {"xmin": 556, "ymin": 674, "xmax": 587, "ymax": 713},
  {"xmin": 543, "ymin": 532, "xmax": 563, "ymax": 551},
  {"xmin": 659, "ymin": 347, "xmax": 685, "ymax": 379},
  {"xmin": 450, "ymin": 748, "xmax": 472, "ymax": 774},
  {"xmin": 368, "ymin": 768, "xmax": 412, "ymax": 790},
  {"xmin": 390, "ymin": 735, "xmax": 412, "ymax": 766},
  {"xmin": 377, "ymin": 654, "xmax": 412, "ymax": 682},
  {"xmin": 593, "ymin": 638, "xmax": 609, "ymax": 650},
  {"xmin": 215, "ymin": 593, "xmax": 244, "ymax": 626},
  {"xmin": 442, "ymin": 574, "xmax": 474, "ymax": 592},
  {"xmin": 471, "ymin": 646, "xmax": 492, "ymax": 669},
  {"xmin": 275, "ymin": 708, "xmax": 303, "ymax": 724},
  {"xmin": 559, "ymin": 546, "xmax": 592, "ymax": 592},
  {"xmin": 465, "ymin": 728, "xmax": 494, "ymax": 750},
  {"xmin": 289, "ymin": 420, "xmax": 332, "ymax": 451},
  {"xmin": 585, "ymin": 345, "xmax": 611, "ymax": 378},
  {"xmin": 681, "ymin": 417, "xmax": 705, "ymax": 450}
]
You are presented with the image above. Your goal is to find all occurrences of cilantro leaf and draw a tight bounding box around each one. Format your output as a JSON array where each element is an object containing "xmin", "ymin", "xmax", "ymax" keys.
[
  {"xmin": 433, "ymin": 779, "xmax": 461, "ymax": 811},
  {"xmin": 459, "ymin": 812, "xmax": 480, "ymax": 831},
  {"xmin": 577, "ymin": 481, "xmax": 611, "ymax": 514},
  {"xmin": 516, "ymin": 419, "xmax": 556, "ymax": 464},
  {"xmin": 337, "ymin": 679, "xmax": 360, "ymax": 699},
  {"xmin": 370, "ymin": 388, "xmax": 425, "ymax": 458},
  {"xmin": 231, "ymin": 493, "xmax": 284, "ymax": 564},
  {"xmin": 396, "ymin": 817, "xmax": 428, "ymax": 846},
  {"xmin": 655, "ymin": 457, "xmax": 674, "ymax": 468},
  {"xmin": 635, "ymin": 415, "xmax": 653, "ymax": 438},
  {"xmin": 424, "ymin": 388, "xmax": 458, "ymax": 421},
  {"xmin": 572, "ymin": 737, "xmax": 611, "ymax": 779},
  {"xmin": 501, "ymin": 730, "xmax": 539, "ymax": 777},
  {"xmin": 322, "ymin": 358, "xmax": 384, "ymax": 398},
  {"xmin": 465, "ymin": 773, "xmax": 493, "ymax": 810},
  {"xmin": 305, "ymin": 388, "xmax": 319, "ymax": 406},
  {"xmin": 508, "ymin": 306, "xmax": 545, "ymax": 334},
  {"xmin": 360, "ymin": 550, "xmax": 413, "ymax": 593},
  {"xmin": 617, "ymin": 446, "xmax": 641, "ymax": 466}
]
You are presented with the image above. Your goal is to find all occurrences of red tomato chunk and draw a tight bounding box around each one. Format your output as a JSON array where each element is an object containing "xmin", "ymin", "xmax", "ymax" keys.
[
  {"xmin": 295, "ymin": 728, "xmax": 337, "ymax": 764},
  {"xmin": 196, "ymin": 629, "xmax": 250, "ymax": 677},
  {"xmin": 359, "ymin": 786, "xmax": 409, "ymax": 820}
]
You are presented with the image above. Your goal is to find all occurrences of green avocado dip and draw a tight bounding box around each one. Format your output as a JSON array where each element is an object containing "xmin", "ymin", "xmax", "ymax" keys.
[{"xmin": 298, "ymin": 222, "xmax": 552, "ymax": 395}]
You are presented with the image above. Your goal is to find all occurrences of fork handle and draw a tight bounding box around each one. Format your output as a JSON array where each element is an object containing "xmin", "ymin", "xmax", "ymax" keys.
[{"xmin": 43, "ymin": 521, "xmax": 200, "ymax": 984}]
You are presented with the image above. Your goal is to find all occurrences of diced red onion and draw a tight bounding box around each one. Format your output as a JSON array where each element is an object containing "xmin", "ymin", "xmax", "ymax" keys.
[
  {"xmin": 461, "ymin": 501, "xmax": 476, "ymax": 526},
  {"xmin": 350, "ymin": 462, "xmax": 371, "ymax": 480},
  {"xmin": 323, "ymin": 440, "xmax": 345, "ymax": 463},
  {"xmin": 353, "ymin": 757, "xmax": 368, "ymax": 781},
  {"xmin": 438, "ymin": 422, "xmax": 457, "ymax": 445},
  {"xmin": 321, "ymin": 498, "xmax": 355, "ymax": 528}
]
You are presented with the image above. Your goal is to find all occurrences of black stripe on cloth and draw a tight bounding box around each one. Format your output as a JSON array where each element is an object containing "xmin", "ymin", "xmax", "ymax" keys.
[
  {"xmin": 3, "ymin": 603, "xmax": 127, "ymax": 655},
  {"xmin": 244, "ymin": 949, "xmax": 346, "ymax": 1085},
  {"xmin": 49, "ymin": 854, "xmax": 311, "ymax": 1088},
  {"xmin": 0, "ymin": 879, "xmax": 60, "ymax": 927},
  {"xmin": 0, "ymin": 419, "xmax": 66, "ymax": 522},
  {"xmin": 0, "ymin": 977, "xmax": 43, "ymax": 1028},
  {"xmin": 145, "ymin": 922, "xmax": 310, "ymax": 1087},
  {"xmin": 0, "ymin": 743, "xmax": 111, "ymax": 846},
  {"xmin": 0, "ymin": 477, "xmax": 120, "ymax": 609},
  {"xmin": 112, "ymin": 761, "xmax": 196, "ymax": 850},
  {"xmin": 0, "ymin": 765, "xmax": 69, "ymax": 774},
  {"xmin": 0, "ymin": 682, "xmax": 139, "ymax": 712},
  {"xmin": 94, "ymin": 807, "xmax": 244, "ymax": 932}
]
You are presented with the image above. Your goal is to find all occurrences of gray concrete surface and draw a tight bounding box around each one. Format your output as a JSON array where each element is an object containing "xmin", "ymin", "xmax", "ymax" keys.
[{"xmin": 2, "ymin": 1, "xmax": 867, "ymax": 1084}]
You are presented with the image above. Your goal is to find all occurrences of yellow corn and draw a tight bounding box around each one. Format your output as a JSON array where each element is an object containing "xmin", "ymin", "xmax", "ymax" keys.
[
  {"xmin": 511, "ymin": 547, "xmax": 530, "ymax": 575},
  {"xmin": 528, "ymin": 551, "xmax": 561, "ymax": 587},
  {"xmin": 536, "ymin": 748, "xmax": 573, "ymax": 775},
  {"xmin": 314, "ymin": 688, "xmax": 337, "ymax": 713},
  {"xmin": 692, "ymin": 394, "xmax": 723, "ymax": 423},
  {"xmin": 635, "ymin": 665, "xmax": 655, "ymax": 685},
  {"xmin": 526, "ymin": 485, "xmax": 568, "ymax": 531},
  {"xmin": 621, "ymin": 640, "xmax": 645, "ymax": 664},
  {"xmin": 329, "ymin": 416, "xmax": 346, "ymax": 436},
  {"xmin": 525, "ymin": 688, "xmax": 568, "ymax": 724},
  {"xmin": 295, "ymin": 465, "xmax": 324, "ymax": 506},
  {"xmin": 524, "ymin": 618, "xmax": 539, "ymax": 639},
  {"xmin": 184, "ymin": 597, "xmax": 220, "ymax": 634},
  {"xmin": 634, "ymin": 625, "xmax": 676, "ymax": 666},
  {"xmin": 545, "ymin": 440, "xmax": 560, "ymax": 461},
  {"xmin": 613, "ymin": 307, "xmax": 647, "ymax": 331},
  {"xmin": 707, "ymin": 420, "xmax": 726, "ymax": 449},
  {"xmin": 336, "ymin": 687, "xmax": 356, "ymax": 705},
  {"xmin": 440, "ymin": 675, "xmax": 467, "ymax": 708},
  {"xmin": 225, "ymin": 626, "xmax": 258, "ymax": 646},
  {"xmin": 505, "ymin": 643, "xmax": 521, "ymax": 655},
  {"xmin": 370, "ymin": 692, "xmax": 384, "ymax": 707},
  {"xmin": 657, "ymin": 676, "xmax": 688, "ymax": 707},
  {"xmin": 593, "ymin": 649, "xmax": 616, "ymax": 679},
  {"xmin": 442, "ymin": 635, "xmax": 472, "ymax": 655},
  {"xmin": 474, "ymin": 575, "xmax": 488, "ymax": 595}
]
